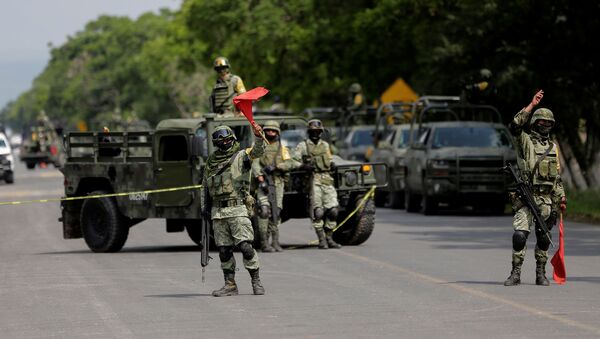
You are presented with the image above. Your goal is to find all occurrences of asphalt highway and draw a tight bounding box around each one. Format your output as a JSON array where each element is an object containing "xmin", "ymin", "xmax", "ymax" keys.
[{"xmin": 1, "ymin": 161, "xmax": 599, "ymax": 338}]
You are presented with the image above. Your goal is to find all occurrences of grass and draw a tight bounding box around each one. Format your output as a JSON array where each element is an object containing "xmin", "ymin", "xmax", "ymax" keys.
[{"xmin": 565, "ymin": 188, "xmax": 600, "ymax": 225}]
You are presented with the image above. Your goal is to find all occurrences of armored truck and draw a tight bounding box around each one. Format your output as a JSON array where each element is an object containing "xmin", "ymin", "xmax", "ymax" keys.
[{"xmin": 59, "ymin": 114, "xmax": 387, "ymax": 252}]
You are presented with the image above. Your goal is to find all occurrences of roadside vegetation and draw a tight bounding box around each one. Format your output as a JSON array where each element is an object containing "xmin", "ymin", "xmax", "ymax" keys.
[{"xmin": 565, "ymin": 189, "xmax": 600, "ymax": 225}]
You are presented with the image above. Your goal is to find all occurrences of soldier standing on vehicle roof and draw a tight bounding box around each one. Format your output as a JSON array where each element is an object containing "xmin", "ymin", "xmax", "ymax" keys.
[
  {"xmin": 209, "ymin": 57, "xmax": 247, "ymax": 116},
  {"xmin": 201, "ymin": 123, "xmax": 266, "ymax": 296},
  {"xmin": 293, "ymin": 119, "xmax": 342, "ymax": 249},
  {"xmin": 504, "ymin": 89, "xmax": 567, "ymax": 287},
  {"xmin": 252, "ymin": 120, "xmax": 294, "ymax": 253}
]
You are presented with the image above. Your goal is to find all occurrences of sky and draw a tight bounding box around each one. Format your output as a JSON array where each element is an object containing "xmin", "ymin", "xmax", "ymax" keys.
[{"xmin": 0, "ymin": 0, "xmax": 181, "ymax": 109}]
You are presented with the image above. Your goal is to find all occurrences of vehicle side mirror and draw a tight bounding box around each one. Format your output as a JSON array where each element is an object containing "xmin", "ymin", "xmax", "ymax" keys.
[{"xmin": 191, "ymin": 136, "xmax": 207, "ymax": 158}]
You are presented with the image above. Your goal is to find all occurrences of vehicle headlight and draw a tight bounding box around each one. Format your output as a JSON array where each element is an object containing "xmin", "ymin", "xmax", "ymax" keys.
[{"xmin": 345, "ymin": 171, "xmax": 358, "ymax": 186}]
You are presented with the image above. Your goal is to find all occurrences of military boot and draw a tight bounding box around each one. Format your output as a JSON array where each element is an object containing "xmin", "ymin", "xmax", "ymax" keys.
[
  {"xmin": 316, "ymin": 229, "xmax": 328, "ymax": 249},
  {"xmin": 212, "ymin": 271, "xmax": 238, "ymax": 297},
  {"xmin": 325, "ymin": 229, "xmax": 342, "ymax": 249},
  {"xmin": 271, "ymin": 229, "xmax": 283, "ymax": 252},
  {"xmin": 260, "ymin": 230, "xmax": 275, "ymax": 253},
  {"xmin": 536, "ymin": 260, "xmax": 550, "ymax": 286},
  {"xmin": 249, "ymin": 269, "xmax": 265, "ymax": 295},
  {"xmin": 504, "ymin": 257, "xmax": 523, "ymax": 286}
]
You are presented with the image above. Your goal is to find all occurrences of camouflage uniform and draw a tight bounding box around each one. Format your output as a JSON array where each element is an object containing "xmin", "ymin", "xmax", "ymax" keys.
[
  {"xmin": 202, "ymin": 125, "xmax": 265, "ymax": 296},
  {"xmin": 210, "ymin": 57, "xmax": 246, "ymax": 115},
  {"xmin": 294, "ymin": 119, "xmax": 342, "ymax": 249},
  {"xmin": 505, "ymin": 107, "xmax": 565, "ymax": 286},
  {"xmin": 252, "ymin": 121, "xmax": 294, "ymax": 252}
]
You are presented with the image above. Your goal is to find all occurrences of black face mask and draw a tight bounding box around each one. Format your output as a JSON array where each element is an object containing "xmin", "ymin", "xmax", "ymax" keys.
[
  {"xmin": 308, "ymin": 130, "xmax": 321, "ymax": 143},
  {"xmin": 215, "ymin": 137, "xmax": 234, "ymax": 151},
  {"xmin": 533, "ymin": 123, "xmax": 553, "ymax": 136},
  {"xmin": 265, "ymin": 133, "xmax": 279, "ymax": 142}
]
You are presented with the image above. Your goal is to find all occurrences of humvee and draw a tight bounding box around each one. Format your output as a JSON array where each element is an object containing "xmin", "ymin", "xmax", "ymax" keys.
[{"xmin": 59, "ymin": 114, "xmax": 387, "ymax": 252}]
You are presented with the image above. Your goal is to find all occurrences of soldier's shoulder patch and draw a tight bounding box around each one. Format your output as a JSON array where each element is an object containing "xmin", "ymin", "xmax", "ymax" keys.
[
  {"xmin": 281, "ymin": 146, "xmax": 291, "ymax": 160},
  {"xmin": 245, "ymin": 148, "xmax": 252, "ymax": 155}
]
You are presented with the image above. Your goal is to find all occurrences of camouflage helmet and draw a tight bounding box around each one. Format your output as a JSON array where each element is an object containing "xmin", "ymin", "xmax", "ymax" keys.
[
  {"xmin": 530, "ymin": 108, "xmax": 555, "ymax": 126},
  {"xmin": 479, "ymin": 68, "xmax": 492, "ymax": 80},
  {"xmin": 211, "ymin": 125, "xmax": 236, "ymax": 147},
  {"xmin": 213, "ymin": 56, "xmax": 230, "ymax": 70},
  {"xmin": 307, "ymin": 119, "xmax": 324, "ymax": 131},
  {"xmin": 349, "ymin": 83, "xmax": 362, "ymax": 93},
  {"xmin": 262, "ymin": 120, "xmax": 281, "ymax": 133}
]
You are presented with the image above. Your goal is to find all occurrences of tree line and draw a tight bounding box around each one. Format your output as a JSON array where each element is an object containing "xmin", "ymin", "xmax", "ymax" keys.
[{"xmin": 1, "ymin": 0, "xmax": 599, "ymax": 188}]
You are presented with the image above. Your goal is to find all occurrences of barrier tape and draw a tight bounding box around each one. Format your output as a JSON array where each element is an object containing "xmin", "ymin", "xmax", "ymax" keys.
[{"xmin": 0, "ymin": 185, "xmax": 203, "ymax": 206}]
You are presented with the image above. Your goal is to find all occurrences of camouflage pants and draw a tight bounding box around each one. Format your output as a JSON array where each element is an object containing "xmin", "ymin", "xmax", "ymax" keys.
[
  {"xmin": 312, "ymin": 183, "xmax": 338, "ymax": 231},
  {"xmin": 512, "ymin": 195, "xmax": 552, "ymax": 263},
  {"xmin": 213, "ymin": 216, "xmax": 259, "ymax": 271},
  {"xmin": 257, "ymin": 177, "xmax": 284, "ymax": 235}
]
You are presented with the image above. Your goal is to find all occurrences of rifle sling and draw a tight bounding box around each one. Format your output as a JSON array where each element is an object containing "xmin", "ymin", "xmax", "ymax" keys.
[{"xmin": 529, "ymin": 142, "xmax": 554, "ymax": 184}]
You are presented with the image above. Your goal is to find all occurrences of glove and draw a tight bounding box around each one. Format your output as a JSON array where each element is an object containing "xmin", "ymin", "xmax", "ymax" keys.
[
  {"xmin": 559, "ymin": 196, "xmax": 567, "ymax": 212},
  {"xmin": 259, "ymin": 180, "xmax": 269, "ymax": 193},
  {"xmin": 263, "ymin": 165, "xmax": 276, "ymax": 174}
]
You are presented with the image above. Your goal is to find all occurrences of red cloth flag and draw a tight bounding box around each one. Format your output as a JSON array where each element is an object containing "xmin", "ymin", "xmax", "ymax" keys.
[
  {"xmin": 233, "ymin": 87, "xmax": 269, "ymax": 128},
  {"xmin": 551, "ymin": 214, "xmax": 566, "ymax": 284}
]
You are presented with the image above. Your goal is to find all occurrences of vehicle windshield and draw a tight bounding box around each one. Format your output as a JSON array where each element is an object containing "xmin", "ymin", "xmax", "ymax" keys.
[
  {"xmin": 350, "ymin": 129, "xmax": 374, "ymax": 147},
  {"xmin": 396, "ymin": 129, "xmax": 410, "ymax": 149},
  {"xmin": 0, "ymin": 139, "xmax": 6, "ymax": 148},
  {"xmin": 280, "ymin": 129, "xmax": 305, "ymax": 149},
  {"xmin": 431, "ymin": 127, "xmax": 511, "ymax": 149}
]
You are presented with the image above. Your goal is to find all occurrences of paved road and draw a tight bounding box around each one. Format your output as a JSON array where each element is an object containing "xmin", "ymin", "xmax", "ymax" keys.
[{"xmin": 1, "ymin": 162, "xmax": 600, "ymax": 338}]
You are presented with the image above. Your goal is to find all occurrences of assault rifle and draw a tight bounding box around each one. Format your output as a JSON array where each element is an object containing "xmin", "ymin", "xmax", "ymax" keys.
[
  {"xmin": 302, "ymin": 155, "xmax": 315, "ymax": 221},
  {"xmin": 263, "ymin": 171, "xmax": 280, "ymax": 224},
  {"xmin": 503, "ymin": 163, "xmax": 554, "ymax": 247},
  {"xmin": 200, "ymin": 186, "xmax": 212, "ymax": 282}
]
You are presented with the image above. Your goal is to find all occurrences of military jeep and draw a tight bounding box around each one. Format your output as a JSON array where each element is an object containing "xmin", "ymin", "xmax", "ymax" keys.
[{"xmin": 59, "ymin": 114, "xmax": 386, "ymax": 252}]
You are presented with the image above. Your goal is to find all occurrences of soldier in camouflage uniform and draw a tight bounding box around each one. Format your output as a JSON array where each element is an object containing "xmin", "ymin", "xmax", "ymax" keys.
[
  {"xmin": 202, "ymin": 124, "xmax": 266, "ymax": 296},
  {"xmin": 504, "ymin": 89, "xmax": 567, "ymax": 286},
  {"xmin": 252, "ymin": 120, "xmax": 294, "ymax": 252},
  {"xmin": 294, "ymin": 119, "xmax": 342, "ymax": 249},
  {"xmin": 209, "ymin": 57, "xmax": 247, "ymax": 115}
]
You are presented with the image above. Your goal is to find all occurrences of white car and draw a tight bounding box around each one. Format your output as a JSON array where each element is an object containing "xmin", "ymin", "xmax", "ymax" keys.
[{"xmin": 0, "ymin": 132, "xmax": 15, "ymax": 183}]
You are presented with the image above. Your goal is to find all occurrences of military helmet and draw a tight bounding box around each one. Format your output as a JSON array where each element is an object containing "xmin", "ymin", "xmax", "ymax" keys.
[
  {"xmin": 349, "ymin": 83, "xmax": 362, "ymax": 93},
  {"xmin": 263, "ymin": 120, "xmax": 281, "ymax": 133},
  {"xmin": 530, "ymin": 108, "xmax": 555, "ymax": 126},
  {"xmin": 479, "ymin": 68, "xmax": 492, "ymax": 80},
  {"xmin": 307, "ymin": 119, "xmax": 324, "ymax": 131},
  {"xmin": 211, "ymin": 125, "xmax": 236, "ymax": 149},
  {"xmin": 213, "ymin": 56, "xmax": 230, "ymax": 70}
]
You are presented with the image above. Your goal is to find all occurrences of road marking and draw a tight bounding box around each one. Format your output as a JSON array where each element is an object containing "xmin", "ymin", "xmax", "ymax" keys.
[{"xmin": 336, "ymin": 250, "xmax": 600, "ymax": 335}]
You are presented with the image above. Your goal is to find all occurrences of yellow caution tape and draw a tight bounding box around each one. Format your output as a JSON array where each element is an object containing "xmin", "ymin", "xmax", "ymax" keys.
[{"xmin": 0, "ymin": 185, "xmax": 203, "ymax": 206}]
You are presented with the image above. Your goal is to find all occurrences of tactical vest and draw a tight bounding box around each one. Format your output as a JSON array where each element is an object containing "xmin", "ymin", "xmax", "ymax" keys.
[
  {"xmin": 530, "ymin": 138, "xmax": 558, "ymax": 188},
  {"xmin": 306, "ymin": 140, "xmax": 332, "ymax": 171},
  {"xmin": 260, "ymin": 141, "xmax": 288, "ymax": 169},
  {"xmin": 212, "ymin": 76, "xmax": 237, "ymax": 113},
  {"xmin": 206, "ymin": 154, "xmax": 247, "ymax": 201}
]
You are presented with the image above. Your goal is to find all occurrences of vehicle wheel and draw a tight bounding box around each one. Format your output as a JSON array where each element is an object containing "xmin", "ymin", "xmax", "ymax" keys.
[
  {"xmin": 80, "ymin": 190, "xmax": 129, "ymax": 252},
  {"xmin": 333, "ymin": 194, "xmax": 375, "ymax": 246},
  {"xmin": 4, "ymin": 172, "xmax": 14, "ymax": 184},
  {"xmin": 26, "ymin": 162, "xmax": 35, "ymax": 170},
  {"xmin": 374, "ymin": 190, "xmax": 387, "ymax": 207},
  {"xmin": 405, "ymin": 188, "xmax": 420, "ymax": 213},
  {"xmin": 385, "ymin": 191, "xmax": 405, "ymax": 209},
  {"xmin": 421, "ymin": 192, "xmax": 437, "ymax": 215}
]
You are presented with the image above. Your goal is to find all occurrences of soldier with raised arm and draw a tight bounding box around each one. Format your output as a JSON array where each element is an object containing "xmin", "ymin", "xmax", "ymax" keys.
[
  {"xmin": 504, "ymin": 89, "xmax": 567, "ymax": 286},
  {"xmin": 201, "ymin": 123, "xmax": 266, "ymax": 296}
]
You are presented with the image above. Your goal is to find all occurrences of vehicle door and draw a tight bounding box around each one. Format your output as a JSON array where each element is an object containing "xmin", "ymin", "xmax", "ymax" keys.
[
  {"xmin": 406, "ymin": 127, "xmax": 430, "ymax": 193},
  {"xmin": 153, "ymin": 130, "xmax": 194, "ymax": 207}
]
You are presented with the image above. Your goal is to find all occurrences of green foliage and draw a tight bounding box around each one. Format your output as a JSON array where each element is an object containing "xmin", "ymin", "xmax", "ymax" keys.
[{"xmin": 565, "ymin": 188, "xmax": 600, "ymax": 224}]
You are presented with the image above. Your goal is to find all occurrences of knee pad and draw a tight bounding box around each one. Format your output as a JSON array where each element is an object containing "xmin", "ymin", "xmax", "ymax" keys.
[
  {"xmin": 536, "ymin": 229, "xmax": 552, "ymax": 251},
  {"xmin": 512, "ymin": 231, "xmax": 528, "ymax": 251},
  {"xmin": 219, "ymin": 246, "xmax": 234, "ymax": 262},
  {"xmin": 238, "ymin": 241, "xmax": 255, "ymax": 261},
  {"xmin": 258, "ymin": 205, "xmax": 270, "ymax": 219},
  {"xmin": 326, "ymin": 207, "xmax": 339, "ymax": 221},
  {"xmin": 314, "ymin": 207, "xmax": 324, "ymax": 221}
]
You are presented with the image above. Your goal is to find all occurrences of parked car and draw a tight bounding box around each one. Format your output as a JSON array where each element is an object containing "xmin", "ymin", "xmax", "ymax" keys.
[{"xmin": 0, "ymin": 132, "xmax": 15, "ymax": 184}]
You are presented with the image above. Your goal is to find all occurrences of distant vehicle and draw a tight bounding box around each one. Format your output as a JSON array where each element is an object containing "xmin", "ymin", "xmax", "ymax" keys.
[
  {"xmin": 0, "ymin": 132, "xmax": 15, "ymax": 184},
  {"xmin": 403, "ymin": 102, "xmax": 516, "ymax": 214},
  {"xmin": 338, "ymin": 125, "xmax": 376, "ymax": 161},
  {"xmin": 19, "ymin": 113, "xmax": 66, "ymax": 169}
]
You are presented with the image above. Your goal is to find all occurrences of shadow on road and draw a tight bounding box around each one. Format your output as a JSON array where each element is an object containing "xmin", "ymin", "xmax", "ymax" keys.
[{"xmin": 144, "ymin": 293, "xmax": 213, "ymax": 298}]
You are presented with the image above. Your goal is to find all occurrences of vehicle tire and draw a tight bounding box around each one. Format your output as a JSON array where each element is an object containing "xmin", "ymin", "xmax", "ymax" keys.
[
  {"xmin": 405, "ymin": 188, "xmax": 420, "ymax": 213},
  {"xmin": 80, "ymin": 190, "xmax": 129, "ymax": 252},
  {"xmin": 4, "ymin": 172, "xmax": 14, "ymax": 184},
  {"xmin": 421, "ymin": 192, "xmax": 437, "ymax": 215},
  {"xmin": 374, "ymin": 190, "xmax": 387, "ymax": 207},
  {"xmin": 385, "ymin": 191, "xmax": 405, "ymax": 209},
  {"xmin": 333, "ymin": 194, "xmax": 375, "ymax": 246},
  {"xmin": 26, "ymin": 162, "xmax": 35, "ymax": 170}
]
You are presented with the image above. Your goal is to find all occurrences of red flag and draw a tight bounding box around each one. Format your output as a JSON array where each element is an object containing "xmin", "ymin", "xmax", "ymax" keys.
[
  {"xmin": 551, "ymin": 214, "xmax": 566, "ymax": 284},
  {"xmin": 233, "ymin": 87, "xmax": 269, "ymax": 127}
]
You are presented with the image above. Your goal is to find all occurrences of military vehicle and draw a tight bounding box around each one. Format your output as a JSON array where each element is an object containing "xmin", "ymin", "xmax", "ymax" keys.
[
  {"xmin": 0, "ymin": 132, "xmax": 15, "ymax": 184},
  {"xmin": 338, "ymin": 125, "xmax": 376, "ymax": 162},
  {"xmin": 403, "ymin": 101, "xmax": 517, "ymax": 214},
  {"xmin": 19, "ymin": 114, "xmax": 66, "ymax": 169},
  {"xmin": 59, "ymin": 113, "xmax": 387, "ymax": 252}
]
